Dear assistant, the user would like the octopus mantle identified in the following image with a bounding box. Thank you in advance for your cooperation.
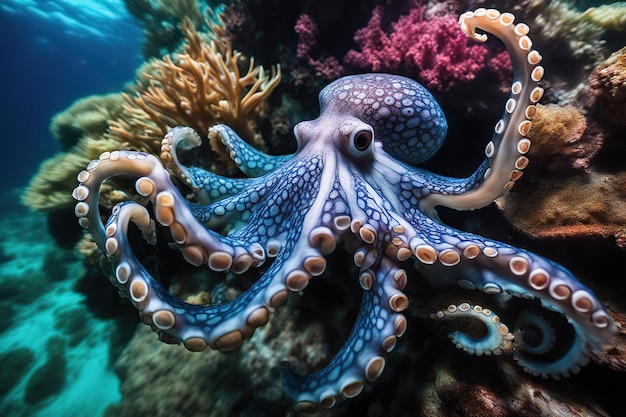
[73,9,615,413]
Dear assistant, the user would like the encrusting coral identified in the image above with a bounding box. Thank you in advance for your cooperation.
[22,18,281,212]
[589,46,626,127]
[580,2,626,32]
[522,104,599,173]
[497,48,626,247]
[49,94,128,151]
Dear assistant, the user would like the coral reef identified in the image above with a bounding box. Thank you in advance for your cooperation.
[73,8,620,414]
[22,18,280,212]
[17,0,626,415]
[580,2,626,32]
[294,14,345,81]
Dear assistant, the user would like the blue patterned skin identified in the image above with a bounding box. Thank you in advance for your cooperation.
[72,9,616,413]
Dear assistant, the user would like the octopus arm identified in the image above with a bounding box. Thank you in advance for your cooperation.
[404,209,616,377]
[76,150,344,352]
[99,200,300,352]
[187,153,332,243]
[185,171,281,231]
[209,124,293,177]
[160,126,260,205]
[430,302,515,356]
[283,257,408,413]
[73,150,265,273]
[185,168,253,205]
[419,9,544,214]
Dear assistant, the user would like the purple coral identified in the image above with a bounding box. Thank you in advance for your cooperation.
[343,6,403,72]
[345,6,510,91]
[294,14,344,80]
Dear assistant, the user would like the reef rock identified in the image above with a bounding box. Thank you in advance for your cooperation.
[589,46,626,127]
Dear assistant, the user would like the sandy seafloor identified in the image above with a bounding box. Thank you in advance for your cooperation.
[0,188,121,417]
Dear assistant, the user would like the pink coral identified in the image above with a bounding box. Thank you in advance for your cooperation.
[345,6,510,91]
[343,6,403,72]
[294,14,344,80]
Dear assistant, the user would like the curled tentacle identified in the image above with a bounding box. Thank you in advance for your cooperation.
[102,200,281,352]
[210,124,292,177]
[283,257,408,413]
[431,302,514,356]
[404,210,616,377]
[72,150,265,272]
[514,310,556,355]
[160,126,254,205]
[511,310,590,378]
[420,8,543,213]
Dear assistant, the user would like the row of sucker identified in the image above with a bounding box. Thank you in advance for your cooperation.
[419,9,544,214]
[72,150,316,352]
[431,303,514,355]
[88,158,341,353]
[284,257,408,413]
[402,208,616,377]
[101,201,285,352]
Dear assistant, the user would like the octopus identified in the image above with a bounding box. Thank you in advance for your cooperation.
[73,9,616,413]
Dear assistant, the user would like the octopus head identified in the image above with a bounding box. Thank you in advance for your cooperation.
[294,73,448,165]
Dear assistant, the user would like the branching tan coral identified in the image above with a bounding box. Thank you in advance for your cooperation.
[108,18,281,151]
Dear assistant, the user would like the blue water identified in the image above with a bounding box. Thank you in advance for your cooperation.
[0,1,142,189]
[0,2,142,416]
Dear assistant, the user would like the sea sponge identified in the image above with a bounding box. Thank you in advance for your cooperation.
[49,93,127,150]
[589,46,626,126]
[525,104,601,173]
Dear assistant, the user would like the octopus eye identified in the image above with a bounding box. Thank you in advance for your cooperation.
[352,128,373,152]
